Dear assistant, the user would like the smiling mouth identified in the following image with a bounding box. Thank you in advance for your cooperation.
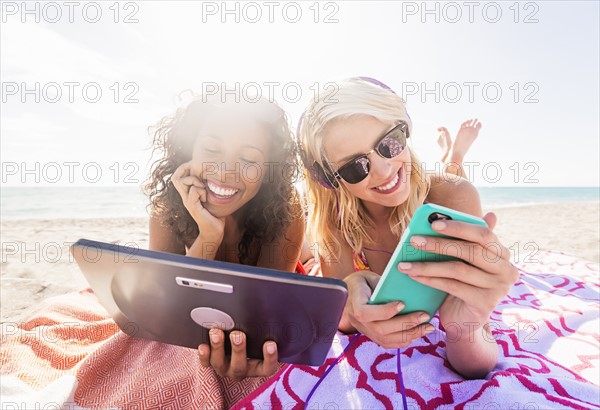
[372,168,402,193]
[206,181,240,198]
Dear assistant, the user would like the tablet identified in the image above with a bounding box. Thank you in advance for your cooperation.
[71,239,348,366]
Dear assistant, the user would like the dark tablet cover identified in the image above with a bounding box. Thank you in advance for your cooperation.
[71,239,348,366]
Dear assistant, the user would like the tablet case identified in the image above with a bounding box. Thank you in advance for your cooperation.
[71,239,348,366]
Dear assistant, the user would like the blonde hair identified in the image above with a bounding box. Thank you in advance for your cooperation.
[298,78,430,260]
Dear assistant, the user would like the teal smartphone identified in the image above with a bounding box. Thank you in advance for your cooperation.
[368,203,488,319]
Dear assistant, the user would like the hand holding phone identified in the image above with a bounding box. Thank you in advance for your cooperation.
[368,203,488,319]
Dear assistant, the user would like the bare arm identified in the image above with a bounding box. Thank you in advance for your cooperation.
[319,236,364,333]
[318,234,432,343]
[149,213,223,259]
[419,176,516,379]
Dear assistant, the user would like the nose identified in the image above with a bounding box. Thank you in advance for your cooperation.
[216,155,243,184]
[367,151,392,180]
[193,154,241,185]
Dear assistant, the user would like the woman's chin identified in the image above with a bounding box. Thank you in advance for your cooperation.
[374,179,412,208]
[204,203,234,219]
[384,190,411,207]
[204,199,248,219]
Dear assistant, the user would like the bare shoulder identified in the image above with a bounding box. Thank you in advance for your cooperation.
[426,173,483,217]
[149,212,186,254]
[318,230,356,280]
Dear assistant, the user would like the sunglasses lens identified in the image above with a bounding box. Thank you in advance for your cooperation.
[378,130,406,158]
[338,156,369,184]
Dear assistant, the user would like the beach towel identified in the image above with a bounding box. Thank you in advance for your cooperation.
[0,288,278,409]
[1,250,599,409]
[235,250,600,409]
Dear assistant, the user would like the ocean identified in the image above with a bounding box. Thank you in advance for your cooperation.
[1,186,149,220]
[1,186,598,220]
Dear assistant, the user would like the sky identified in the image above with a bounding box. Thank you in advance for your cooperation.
[1,0,599,187]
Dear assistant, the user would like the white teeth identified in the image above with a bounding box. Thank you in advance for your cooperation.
[375,173,399,191]
[207,181,239,198]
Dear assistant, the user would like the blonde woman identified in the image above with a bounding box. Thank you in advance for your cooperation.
[297,77,518,379]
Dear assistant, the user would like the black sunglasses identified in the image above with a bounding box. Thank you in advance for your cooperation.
[329,121,409,185]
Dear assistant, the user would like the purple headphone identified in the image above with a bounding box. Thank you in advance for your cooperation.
[296,76,403,190]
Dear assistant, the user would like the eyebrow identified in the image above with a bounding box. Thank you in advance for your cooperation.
[240,144,265,155]
[203,136,265,155]
[336,125,395,163]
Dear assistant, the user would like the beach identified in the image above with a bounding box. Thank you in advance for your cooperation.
[1,203,599,323]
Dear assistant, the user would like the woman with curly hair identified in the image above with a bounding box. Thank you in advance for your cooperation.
[144,91,304,382]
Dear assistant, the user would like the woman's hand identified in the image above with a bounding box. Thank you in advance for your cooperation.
[399,212,519,338]
[198,329,279,380]
[340,270,435,349]
[171,161,226,243]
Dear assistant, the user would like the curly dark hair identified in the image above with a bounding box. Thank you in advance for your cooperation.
[144,94,300,264]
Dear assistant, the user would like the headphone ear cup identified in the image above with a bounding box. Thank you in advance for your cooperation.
[298,143,338,189]
[312,162,338,190]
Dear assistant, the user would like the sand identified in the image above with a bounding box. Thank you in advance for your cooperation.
[1,203,598,323]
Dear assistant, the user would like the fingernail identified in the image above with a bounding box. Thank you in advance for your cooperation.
[411,236,427,247]
[231,332,244,345]
[398,262,412,271]
[432,221,446,231]
[396,302,405,312]
[210,330,220,344]
[198,347,205,356]
[419,313,430,323]
[266,342,276,355]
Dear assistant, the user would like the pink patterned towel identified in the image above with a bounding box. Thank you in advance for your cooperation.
[1,251,598,409]
[233,250,600,409]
